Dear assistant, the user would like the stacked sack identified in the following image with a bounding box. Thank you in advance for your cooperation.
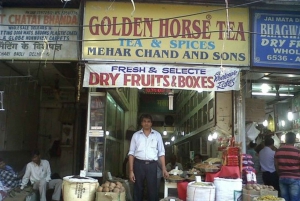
[242,154,256,184]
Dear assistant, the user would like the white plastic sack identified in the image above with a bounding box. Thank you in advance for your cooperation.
[62,176,99,201]
[186,182,215,201]
[272,134,280,149]
[214,177,242,201]
[246,123,260,141]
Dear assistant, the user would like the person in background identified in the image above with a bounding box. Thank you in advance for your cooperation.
[19,150,62,201]
[0,158,15,173]
[0,158,20,189]
[275,132,300,201]
[166,154,183,172]
[128,114,169,201]
[246,141,263,184]
[259,137,280,192]
[194,154,203,164]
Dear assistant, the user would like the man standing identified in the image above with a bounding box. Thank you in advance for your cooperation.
[275,132,300,201]
[128,114,169,201]
[259,137,279,192]
[19,150,62,201]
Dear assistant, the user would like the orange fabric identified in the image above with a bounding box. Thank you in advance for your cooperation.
[205,166,240,182]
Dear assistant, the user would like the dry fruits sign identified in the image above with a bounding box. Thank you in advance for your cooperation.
[0,8,79,60]
[83,2,249,65]
[83,64,240,91]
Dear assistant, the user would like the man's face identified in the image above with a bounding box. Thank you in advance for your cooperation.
[194,156,201,163]
[141,118,152,130]
[0,161,5,169]
[32,154,41,165]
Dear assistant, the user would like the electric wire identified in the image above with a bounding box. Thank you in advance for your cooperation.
[1,0,297,43]
[0,0,264,28]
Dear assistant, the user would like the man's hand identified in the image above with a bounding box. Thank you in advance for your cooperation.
[14,187,22,192]
[129,171,135,183]
[163,169,169,179]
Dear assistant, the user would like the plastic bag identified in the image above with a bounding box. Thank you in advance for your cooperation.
[246,123,260,141]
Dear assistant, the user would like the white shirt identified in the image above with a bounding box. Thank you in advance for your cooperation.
[20,160,51,189]
[166,162,183,172]
[128,129,165,161]
[259,146,276,173]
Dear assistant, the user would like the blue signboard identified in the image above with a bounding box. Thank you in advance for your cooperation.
[252,10,300,68]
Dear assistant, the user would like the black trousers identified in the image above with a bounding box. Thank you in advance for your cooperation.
[262,171,280,195]
[133,159,158,201]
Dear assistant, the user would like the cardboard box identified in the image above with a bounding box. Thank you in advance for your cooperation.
[242,188,278,201]
[96,192,125,201]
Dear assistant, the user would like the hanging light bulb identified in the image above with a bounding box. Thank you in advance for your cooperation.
[263,120,268,127]
[208,134,213,141]
[163,130,167,135]
[281,120,285,127]
[105,131,110,135]
[261,84,270,93]
[171,136,175,141]
[287,111,294,121]
[212,132,218,139]
[281,134,285,142]
[168,90,174,110]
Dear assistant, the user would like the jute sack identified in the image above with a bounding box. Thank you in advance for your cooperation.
[62,176,99,201]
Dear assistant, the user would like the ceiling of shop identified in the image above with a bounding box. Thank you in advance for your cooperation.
[0,61,77,88]
[245,71,300,105]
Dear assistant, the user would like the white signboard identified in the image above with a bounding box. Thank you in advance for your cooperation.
[0,8,79,60]
[83,64,240,91]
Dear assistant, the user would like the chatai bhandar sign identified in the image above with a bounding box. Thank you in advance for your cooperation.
[82,2,249,65]
[0,8,79,60]
[252,10,300,68]
[83,64,240,91]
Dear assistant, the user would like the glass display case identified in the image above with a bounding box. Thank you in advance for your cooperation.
[84,92,106,177]
[84,91,126,177]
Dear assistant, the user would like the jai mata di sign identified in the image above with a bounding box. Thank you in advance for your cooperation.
[83,2,249,65]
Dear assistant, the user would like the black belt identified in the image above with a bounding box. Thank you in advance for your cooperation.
[135,158,157,164]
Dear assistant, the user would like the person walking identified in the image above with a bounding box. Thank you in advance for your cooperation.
[128,114,169,201]
[275,132,300,201]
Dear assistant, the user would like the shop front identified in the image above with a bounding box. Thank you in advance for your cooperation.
[0,7,80,176]
[81,1,250,200]
[248,8,300,146]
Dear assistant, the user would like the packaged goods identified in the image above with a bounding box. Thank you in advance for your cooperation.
[186,182,215,201]
[62,176,99,201]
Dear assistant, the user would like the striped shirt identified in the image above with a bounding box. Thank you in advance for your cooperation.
[275,144,300,179]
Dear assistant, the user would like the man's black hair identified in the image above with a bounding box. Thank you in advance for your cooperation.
[139,114,153,123]
[264,137,274,146]
[194,154,202,159]
[249,141,257,148]
[31,150,40,157]
[285,132,296,144]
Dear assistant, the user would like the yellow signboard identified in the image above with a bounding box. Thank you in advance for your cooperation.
[83,2,249,65]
